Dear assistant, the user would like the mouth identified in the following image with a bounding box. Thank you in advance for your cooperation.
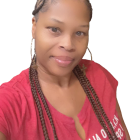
[51,56,74,61]
[50,56,74,67]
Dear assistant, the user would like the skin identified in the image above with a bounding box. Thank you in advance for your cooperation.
[32,0,90,89]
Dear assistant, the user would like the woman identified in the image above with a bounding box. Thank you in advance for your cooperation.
[0,0,130,140]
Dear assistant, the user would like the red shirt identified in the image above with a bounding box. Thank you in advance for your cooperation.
[0,59,126,140]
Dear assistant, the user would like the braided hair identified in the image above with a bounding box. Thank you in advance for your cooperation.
[30,0,118,140]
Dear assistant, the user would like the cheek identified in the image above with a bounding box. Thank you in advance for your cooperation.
[79,46,88,57]
[35,27,55,47]
[35,33,55,58]
[38,26,61,45]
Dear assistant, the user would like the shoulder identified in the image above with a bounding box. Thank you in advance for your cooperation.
[79,59,118,119]
[0,68,30,97]
[0,67,31,112]
[0,68,29,104]
[0,68,32,139]
[79,59,118,92]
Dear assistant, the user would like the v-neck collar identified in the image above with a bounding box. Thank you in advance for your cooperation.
[45,95,89,124]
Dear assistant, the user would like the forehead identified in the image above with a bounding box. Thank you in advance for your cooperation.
[38,0,90,25]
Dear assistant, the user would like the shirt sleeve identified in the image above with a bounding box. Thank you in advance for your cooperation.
[95,62,118,94]
[94,62,119,120]
[0,85,18,140]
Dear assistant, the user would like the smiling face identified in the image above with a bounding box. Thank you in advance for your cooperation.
[32,0,90,77]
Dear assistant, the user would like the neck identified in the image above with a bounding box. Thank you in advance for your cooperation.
[36,65,76,89]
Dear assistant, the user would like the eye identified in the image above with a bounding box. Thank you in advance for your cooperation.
[47,27,60,33]
[47,27,86,36]
[76,31,86,36]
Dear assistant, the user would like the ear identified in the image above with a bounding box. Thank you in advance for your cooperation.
[32,17,37,39]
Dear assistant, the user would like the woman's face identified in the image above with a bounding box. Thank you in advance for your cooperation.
[32,0,90,77]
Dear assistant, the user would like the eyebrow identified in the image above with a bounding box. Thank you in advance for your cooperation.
[51,18,89,28]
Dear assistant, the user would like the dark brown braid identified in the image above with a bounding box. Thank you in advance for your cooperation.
[30,0,118,139]
[30,55,59,140]
[73,65,118,140]
[29,54,118,140]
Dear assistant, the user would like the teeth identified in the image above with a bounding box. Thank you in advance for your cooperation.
[56,59,64,62]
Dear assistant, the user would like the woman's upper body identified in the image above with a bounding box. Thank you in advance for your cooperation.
[0,0,130,139]
[0,59,130,140]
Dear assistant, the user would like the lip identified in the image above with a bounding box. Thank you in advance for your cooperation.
[52,56,74,61]
[51,56,74,67]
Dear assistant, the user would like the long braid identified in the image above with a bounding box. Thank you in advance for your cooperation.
[33,56,58,140]
[30,56,117,140]
[81,70,118,139]
[30,0,118,139]
[29,56,50,140]
[73,65,116,140]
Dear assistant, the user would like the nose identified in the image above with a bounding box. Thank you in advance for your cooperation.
[59,35,75,51]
